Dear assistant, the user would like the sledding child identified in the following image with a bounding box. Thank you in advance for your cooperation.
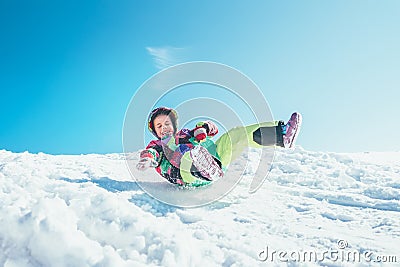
[136,107,301,187]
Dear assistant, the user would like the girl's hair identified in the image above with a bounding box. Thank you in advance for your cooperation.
[147,107,178,138]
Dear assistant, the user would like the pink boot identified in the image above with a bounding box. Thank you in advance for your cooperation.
[283,112,302,148]
[190,145,224,181]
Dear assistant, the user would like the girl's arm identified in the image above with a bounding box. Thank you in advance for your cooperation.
[136,141,161,171]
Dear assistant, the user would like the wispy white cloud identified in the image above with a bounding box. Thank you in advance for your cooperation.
[146,46,186,70]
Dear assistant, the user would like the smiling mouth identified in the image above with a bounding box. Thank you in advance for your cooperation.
[161,131,172,137]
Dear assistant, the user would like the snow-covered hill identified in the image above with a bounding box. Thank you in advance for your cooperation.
[0,147,399,266]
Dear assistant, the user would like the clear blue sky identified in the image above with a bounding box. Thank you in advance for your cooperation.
[1,1,399,154]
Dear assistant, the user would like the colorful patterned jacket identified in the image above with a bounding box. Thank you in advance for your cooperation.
[141,126,219,185]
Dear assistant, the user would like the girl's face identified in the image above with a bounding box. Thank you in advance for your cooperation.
[153,114,175,139]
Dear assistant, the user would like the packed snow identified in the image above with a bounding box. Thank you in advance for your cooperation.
[0,147,399,266]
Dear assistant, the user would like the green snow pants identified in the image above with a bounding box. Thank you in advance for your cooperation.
[215,121,281,168]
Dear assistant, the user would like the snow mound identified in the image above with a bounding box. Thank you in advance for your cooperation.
[0,148,399,266]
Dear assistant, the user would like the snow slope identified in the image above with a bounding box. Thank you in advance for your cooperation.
[0,147,399,266]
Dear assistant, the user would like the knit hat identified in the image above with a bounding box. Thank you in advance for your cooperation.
[147,107,178,138]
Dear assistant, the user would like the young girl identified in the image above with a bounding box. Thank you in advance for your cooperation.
[136,107,301,187]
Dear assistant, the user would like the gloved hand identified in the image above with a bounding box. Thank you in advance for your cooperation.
[193,126,207,142]
[193,120,219,141]
[136,157,158,171]
[204,120,218,136]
